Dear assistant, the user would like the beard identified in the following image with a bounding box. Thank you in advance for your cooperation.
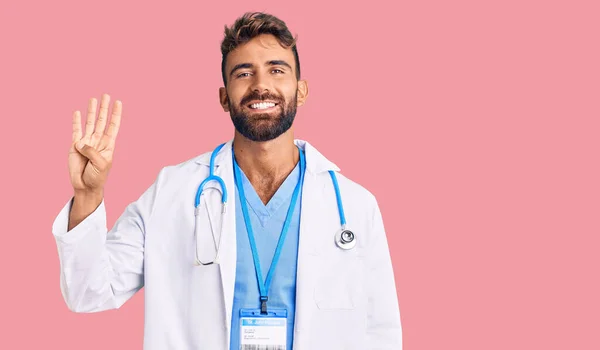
[229,90,298,142]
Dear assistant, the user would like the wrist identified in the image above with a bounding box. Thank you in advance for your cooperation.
[74,189,104,201]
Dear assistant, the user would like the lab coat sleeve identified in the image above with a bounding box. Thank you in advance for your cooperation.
[366,199,403,349]
[51,170,162,313]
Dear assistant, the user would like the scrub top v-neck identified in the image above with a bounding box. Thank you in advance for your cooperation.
[229,150,304,350]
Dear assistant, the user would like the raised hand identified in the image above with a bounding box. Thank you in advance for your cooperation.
[69,93,122,195]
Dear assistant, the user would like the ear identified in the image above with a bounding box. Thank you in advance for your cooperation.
[219,87,230,112]
[296,79,309,107]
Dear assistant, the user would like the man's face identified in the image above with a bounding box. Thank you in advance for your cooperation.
[219,34,308,142]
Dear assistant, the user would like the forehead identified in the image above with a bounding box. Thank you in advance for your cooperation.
[226,34,295,71]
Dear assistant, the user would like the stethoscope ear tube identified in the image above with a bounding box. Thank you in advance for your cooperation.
[194,195,227,265]
[194,143,229,266]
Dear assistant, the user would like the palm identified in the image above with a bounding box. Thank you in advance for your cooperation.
[69,94,122,192]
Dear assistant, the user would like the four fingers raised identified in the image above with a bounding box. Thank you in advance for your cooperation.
[74,94,122,148]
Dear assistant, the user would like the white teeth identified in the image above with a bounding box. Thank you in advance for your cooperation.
[250,102,276,109]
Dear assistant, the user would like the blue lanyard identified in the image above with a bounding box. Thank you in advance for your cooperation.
[233,147,306,314]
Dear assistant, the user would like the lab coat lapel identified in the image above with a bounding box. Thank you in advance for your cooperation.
[210,141,237,339]
[293,140,341,347]
[294,168,325,338]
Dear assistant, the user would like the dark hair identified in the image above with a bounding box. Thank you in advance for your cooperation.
[221,12,300,86]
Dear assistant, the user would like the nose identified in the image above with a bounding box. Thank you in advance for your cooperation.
[250,71,271,94]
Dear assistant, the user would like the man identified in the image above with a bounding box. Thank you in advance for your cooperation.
[52,12,402,349]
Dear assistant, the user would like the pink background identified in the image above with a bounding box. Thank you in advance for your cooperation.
[1,0,599,349]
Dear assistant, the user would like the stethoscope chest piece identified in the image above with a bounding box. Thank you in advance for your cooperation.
[335,228,356,250]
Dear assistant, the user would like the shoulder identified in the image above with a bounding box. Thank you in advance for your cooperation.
[150,151,212,189]
[303,138,380,215]
[316,170,381,217]
[334,172,377,203]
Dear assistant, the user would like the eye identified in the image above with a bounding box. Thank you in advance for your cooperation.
[237,72,252,78]
[272,69,284,74]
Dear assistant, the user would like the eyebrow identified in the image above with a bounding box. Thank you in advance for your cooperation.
[229,60,293,78]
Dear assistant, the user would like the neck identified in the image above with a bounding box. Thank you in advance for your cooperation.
[233,130,299,204]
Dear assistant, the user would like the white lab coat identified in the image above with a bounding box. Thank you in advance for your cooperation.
[52,139,402,349]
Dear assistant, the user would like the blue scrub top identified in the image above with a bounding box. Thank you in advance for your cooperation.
[230,156,303,350]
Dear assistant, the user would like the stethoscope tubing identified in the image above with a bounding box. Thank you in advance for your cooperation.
[194,143,356,265]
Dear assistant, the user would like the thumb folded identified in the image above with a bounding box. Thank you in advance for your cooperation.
[76,142,107,169]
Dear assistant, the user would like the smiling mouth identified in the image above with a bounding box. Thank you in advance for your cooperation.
[246,101,279,111]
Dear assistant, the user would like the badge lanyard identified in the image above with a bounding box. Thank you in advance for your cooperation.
[233,146,306,314]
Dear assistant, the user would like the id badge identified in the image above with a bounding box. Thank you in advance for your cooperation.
[240,308,287,349]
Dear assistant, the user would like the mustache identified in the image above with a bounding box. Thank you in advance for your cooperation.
[240,92,283,106]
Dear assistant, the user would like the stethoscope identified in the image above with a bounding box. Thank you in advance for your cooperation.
[193,143,355,266]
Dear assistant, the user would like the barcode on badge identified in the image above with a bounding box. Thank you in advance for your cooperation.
[241,345,285,350]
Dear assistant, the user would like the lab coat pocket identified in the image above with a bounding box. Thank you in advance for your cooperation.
[313,254,364,310]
